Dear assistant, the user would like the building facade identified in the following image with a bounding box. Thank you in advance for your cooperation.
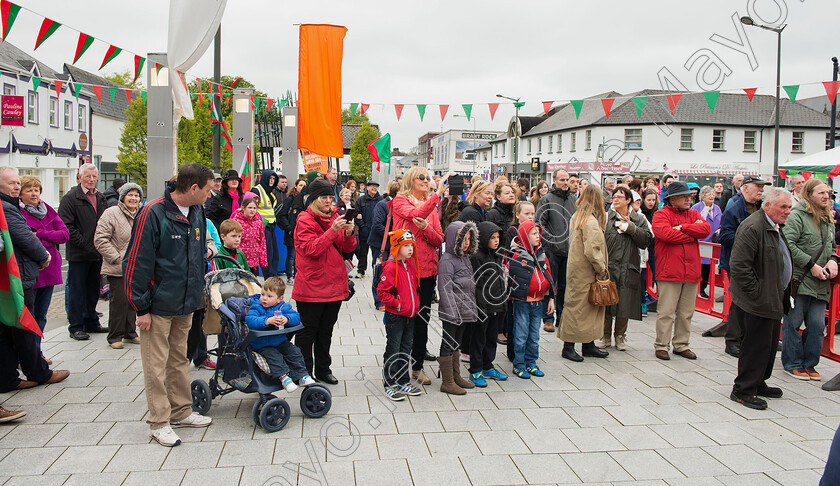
[429,129,502,179]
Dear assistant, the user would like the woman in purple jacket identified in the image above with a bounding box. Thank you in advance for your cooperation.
[691,185,723,299]
[19,176,69,352]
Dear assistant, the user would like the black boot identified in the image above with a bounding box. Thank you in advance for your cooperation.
[582,341,609,358]
[562,342,583,362]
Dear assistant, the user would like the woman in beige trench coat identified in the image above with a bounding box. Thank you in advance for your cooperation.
[557,184,610,362]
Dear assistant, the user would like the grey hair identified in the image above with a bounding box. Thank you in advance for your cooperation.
[699,185,715,200]
[790,174,805,183]
[604,176,616,184]
[0,166,18,181]
[763,187,792,207]
[77,163,97,175]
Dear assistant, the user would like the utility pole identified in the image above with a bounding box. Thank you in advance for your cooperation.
[212,26,221,172]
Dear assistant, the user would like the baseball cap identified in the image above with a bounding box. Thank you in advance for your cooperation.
[742,175,770,186]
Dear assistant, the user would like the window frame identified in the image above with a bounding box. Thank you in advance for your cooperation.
[49,96,58,127]
[680,128,694,150]
[570,132,577,152]
[27,90,38,125]
[77,104,86,132]
[743,130,757,152]
[64,100,73,130]
[585,130,592,151]
[792,131,805,153]
[624,128,643,150]
[712,129,726,151]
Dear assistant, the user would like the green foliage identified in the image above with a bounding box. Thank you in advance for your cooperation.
[104,70,144,90]
[349,122,380,182]
[342,108,370,125]
[116,98,148,189]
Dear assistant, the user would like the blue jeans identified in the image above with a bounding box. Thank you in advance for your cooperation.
[284,244,295,278]
[383,312,414,387]
[782,294,826,371]
[33,286,54,348]
[258,341,309,382]
[512,300,542,369]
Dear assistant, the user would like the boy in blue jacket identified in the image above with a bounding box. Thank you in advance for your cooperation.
[245,277,315,392]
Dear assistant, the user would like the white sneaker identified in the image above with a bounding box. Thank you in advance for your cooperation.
[299,375,317,386]
[170,412,212,428]
[151,426,182,447]
[281,375,298,393]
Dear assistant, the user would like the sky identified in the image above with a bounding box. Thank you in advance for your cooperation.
[9,0,838,151]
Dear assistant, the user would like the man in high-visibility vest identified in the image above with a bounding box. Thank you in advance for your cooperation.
[254,169,280,277]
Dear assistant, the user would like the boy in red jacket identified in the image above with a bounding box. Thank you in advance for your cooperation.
[377,229,422,401]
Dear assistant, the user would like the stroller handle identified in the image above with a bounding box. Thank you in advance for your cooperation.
[249,324,304,337]
[212,254,246,270]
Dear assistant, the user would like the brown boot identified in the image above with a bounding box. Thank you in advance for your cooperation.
[411,369,431,385]
[437,356,465,395]
[451,354,474,389]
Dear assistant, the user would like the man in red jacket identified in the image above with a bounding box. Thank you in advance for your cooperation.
[651,181,711,361]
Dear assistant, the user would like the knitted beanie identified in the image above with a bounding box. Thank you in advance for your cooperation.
[118,182,143,202]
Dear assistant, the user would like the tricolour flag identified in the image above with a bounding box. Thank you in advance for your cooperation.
[0,204,42,337]
[239,145,252,191]
[368,133,391,173]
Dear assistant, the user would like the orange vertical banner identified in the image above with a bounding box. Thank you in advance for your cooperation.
[298,24,348,158]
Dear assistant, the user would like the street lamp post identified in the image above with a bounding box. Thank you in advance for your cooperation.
[741,16,786,184]
[497,94,520,178]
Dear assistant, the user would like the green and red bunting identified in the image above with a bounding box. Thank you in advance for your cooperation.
[125,88,132,103]
[744,88,757,101]
[72,82,81,101]
[230,77,243,89]
[601,98,614,119]
[488,103,499,120]
[632,96,647,117]
[196,79,203,107]
[360,103,369,115]
[667,93,682,114]
[703,91,720,113]
[394,104,403,120]
[570,100,583,120]
[1,0,20,42]
[462,103,472,120]
[239,146,252,191]
[220,121,233,151]
[824,81,840,105]
[34,17,60,50]
[349,102,359,117]
[266,98,274,112]
[542,101,553,116]
[53,79,62,96]
[133,55,145,83]
[73,33,94,64]
[141,90,146,104]
[783,85,799,104]
[0,203,42,337]
[439,104,448,121]
[417,104,426,121]
[368,133,391,173]
[92,85,102,103]
[31,76,40,92]
[99,45,121,70]
[109,87,117,103]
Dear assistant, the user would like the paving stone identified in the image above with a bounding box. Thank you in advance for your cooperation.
[375,432,429,459]
[436,410,490,432]
[104,443,170,472]
[181,466,242,485]
[46,403,108,423]
[63,472,129,486]
[273,437,327,464]
[562,426,626,452]
[657,446,734,477]
[160,441,224,470]
[556,452,634,483]
[393,411,444,434]
[423,431,481,457]
[748,441,826,470]
[47,421,113,446]
[325,433,378,462]
[511,453,581,484]
[702,444,782,474]
[518,428,578,453]
[217,439,276,467]
[609,450,684,480]
[3,474,67,485]
[407,456,471,486]
[460,454,526,486]
[470,429,529,455]
[0,423,65,448]
[479,408,536,430]
[45,445,118,474]
[353,458,412,485]
[122,470,186,486]
[605,425,672,450]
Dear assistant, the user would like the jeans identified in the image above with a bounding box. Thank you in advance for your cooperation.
[412,276,436,371]
[782,294,827,371]
[356,240,372,275]
[0,288,52,391]
[262,223,279,278]
[33,285,54,348]
[284,244,296,278]
[383,312,414,387]
[64,279,70,319]
[259,341,309,381]
[512,300,542,369]
[67,260,103,334]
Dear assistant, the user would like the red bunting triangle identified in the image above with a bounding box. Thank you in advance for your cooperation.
[601,98,615,119]
[266,98,274,112]
[666,93,682,114]
[488,103,499,120]
[802,171,813,181]
[197,79,203,108]
[394,104,404,120]
[778,169,788,179]
[542,101,553,116]
[743,88,757,101]
[53,80,62,96]
[829,164,840,178]
[92,86,102,103]
[360,103,369,115]
[250,94,255,106]
[125,89,132,104]
[439,104,449,121]
[824,81,840,106]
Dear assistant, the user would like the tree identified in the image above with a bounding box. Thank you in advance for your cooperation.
[105,70,144,90]
[349,122,380,183]
[116,98,148,188]
[341,108,371,125]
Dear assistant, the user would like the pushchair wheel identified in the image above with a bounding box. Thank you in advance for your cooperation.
[259,398,290,432]
[252,399,263,427]
[190,380,212,415]
[300,385,332,418]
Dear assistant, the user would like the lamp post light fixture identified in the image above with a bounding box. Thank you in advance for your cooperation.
[497,93,521,178]
[740,15,786,184]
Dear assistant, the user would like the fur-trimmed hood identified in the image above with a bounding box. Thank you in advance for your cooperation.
[444,220,478,257]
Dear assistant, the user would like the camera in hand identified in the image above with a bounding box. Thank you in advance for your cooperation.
[448,177,464,196]
[342,208,358,221]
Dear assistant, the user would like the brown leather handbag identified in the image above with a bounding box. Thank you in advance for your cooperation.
[588,269,619,306]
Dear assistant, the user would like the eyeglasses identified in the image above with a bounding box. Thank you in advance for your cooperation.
[612,195,626,200]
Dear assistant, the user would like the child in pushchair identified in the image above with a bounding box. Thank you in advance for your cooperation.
[190,256,332,432]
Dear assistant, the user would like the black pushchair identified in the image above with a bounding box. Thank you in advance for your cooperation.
[189,255,332,432]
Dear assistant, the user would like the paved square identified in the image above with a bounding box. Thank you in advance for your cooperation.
[1,279,837,485]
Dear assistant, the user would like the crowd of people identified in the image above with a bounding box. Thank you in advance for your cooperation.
[1,161,839,452]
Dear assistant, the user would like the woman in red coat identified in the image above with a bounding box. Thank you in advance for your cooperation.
[391,168,451,385]
[291,179,357,384]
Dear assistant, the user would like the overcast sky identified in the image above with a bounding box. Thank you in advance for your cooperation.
[11,0,838,151]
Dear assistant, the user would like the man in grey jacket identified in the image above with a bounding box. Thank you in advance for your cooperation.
[728,187,793,410]
[535,169,577,330]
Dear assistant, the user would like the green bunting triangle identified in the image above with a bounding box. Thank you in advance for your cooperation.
[141,90,146,104]
[462,104,472,121]
[632,96,647,118]
[72,82,81,101]
[703,91,720,113]
[513,101,526,109]
[417,104,426,121]
[570,100,583,120]
[109,87,117,103]
[255,97,261,113]
[349,102,358,117]
[783,85,799,104]
[31,76,41,92]
[1,1,21,41]
[278,99,287,110]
